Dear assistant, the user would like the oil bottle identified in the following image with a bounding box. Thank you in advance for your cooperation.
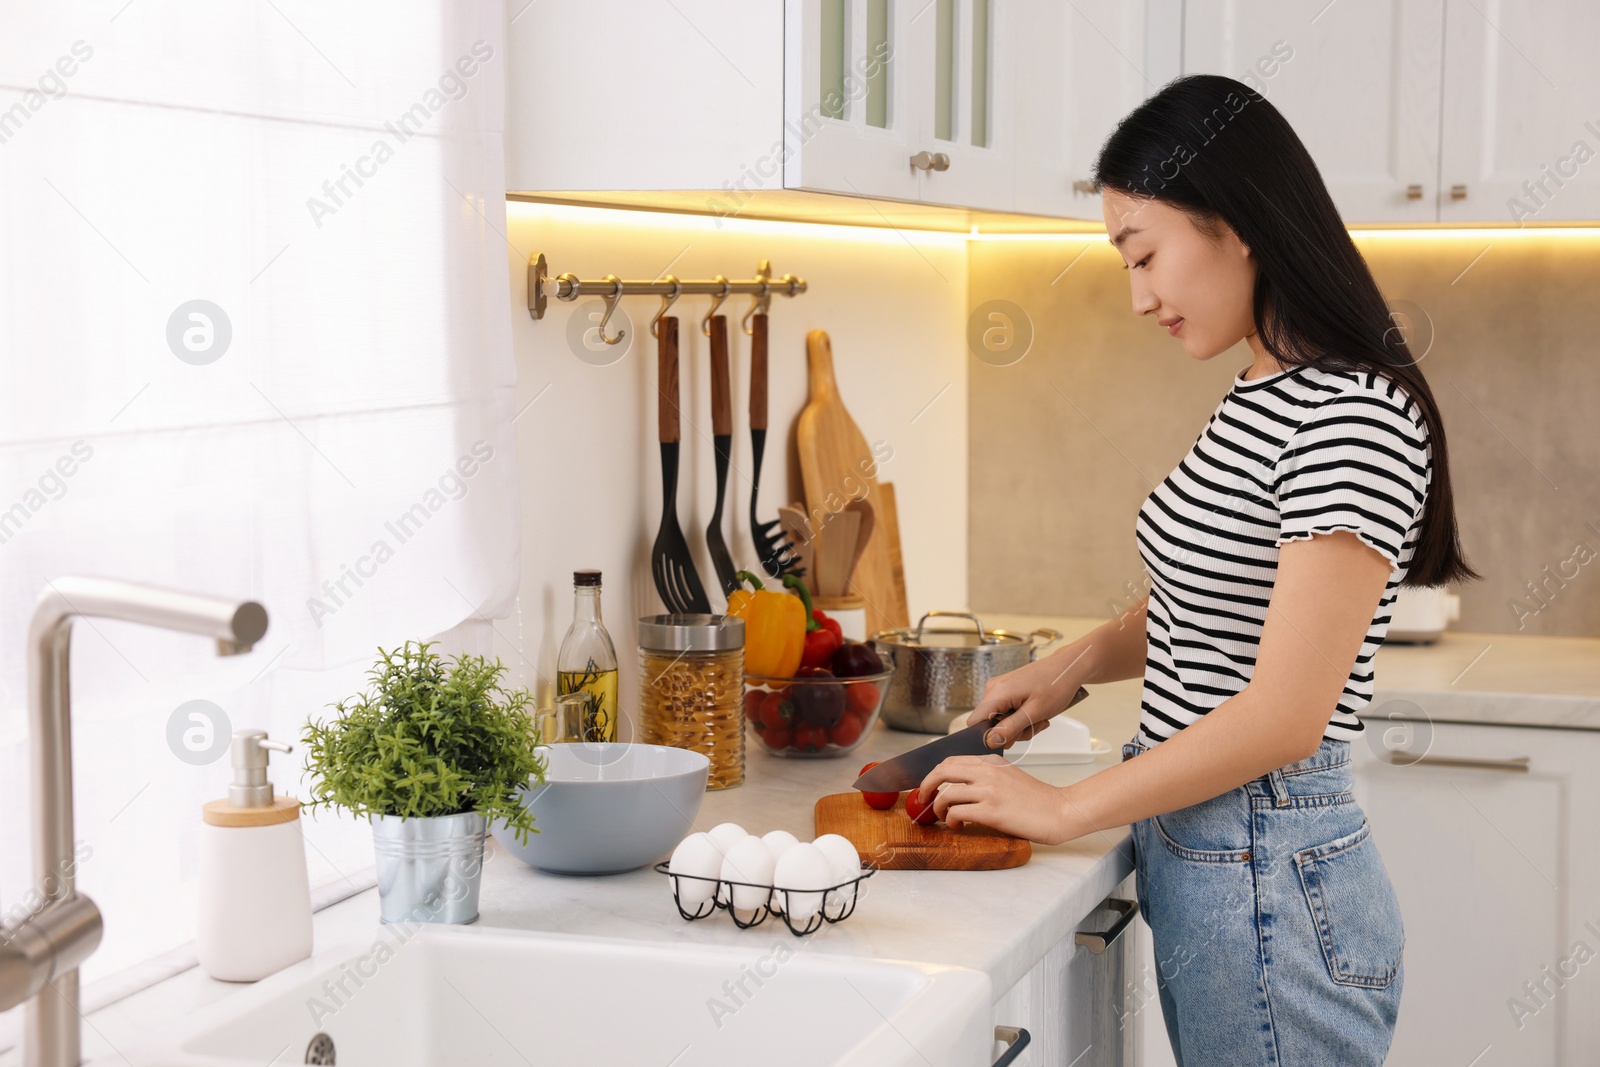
[556,569,619,741]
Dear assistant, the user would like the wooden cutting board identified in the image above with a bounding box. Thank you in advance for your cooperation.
[814,792,1032,871]
[796,330,909,637]
[873,481,910,635]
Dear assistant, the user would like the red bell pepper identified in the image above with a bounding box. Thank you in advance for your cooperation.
[784,574,843,670]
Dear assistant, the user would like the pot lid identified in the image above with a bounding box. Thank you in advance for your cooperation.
[873,611,1028,649]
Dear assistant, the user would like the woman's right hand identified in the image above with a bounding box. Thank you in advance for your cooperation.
[962,648,1093,750]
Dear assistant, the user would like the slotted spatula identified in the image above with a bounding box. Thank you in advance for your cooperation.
[651,315,712,614]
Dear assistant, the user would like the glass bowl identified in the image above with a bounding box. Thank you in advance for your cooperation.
[743,650,894,758]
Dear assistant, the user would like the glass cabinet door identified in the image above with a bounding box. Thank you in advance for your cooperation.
[785,0,922,202]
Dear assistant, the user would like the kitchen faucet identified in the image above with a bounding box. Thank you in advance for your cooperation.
[0,577,268,1067]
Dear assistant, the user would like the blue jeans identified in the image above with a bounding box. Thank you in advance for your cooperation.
[1122,734,1404,1065]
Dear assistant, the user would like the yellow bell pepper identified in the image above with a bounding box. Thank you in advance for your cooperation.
[726,570,805,678]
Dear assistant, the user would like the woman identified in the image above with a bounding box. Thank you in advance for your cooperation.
[917,75,1479,1064]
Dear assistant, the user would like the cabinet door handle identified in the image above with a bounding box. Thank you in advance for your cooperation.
[1383,752,1530,772]
[1405,183,1424,199]
[1450,183,1468,199]
[910,151,952,172]
[1073,896,1138,954]
[992,1025,1031,1067]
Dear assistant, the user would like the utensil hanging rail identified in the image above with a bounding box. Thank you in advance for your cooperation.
[527,253,807,343]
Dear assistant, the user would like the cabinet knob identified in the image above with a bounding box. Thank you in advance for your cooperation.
[1405,183,1424,200]
[910,150,951,173]
[1071,179,1100,196]
[1450,183,1468,200]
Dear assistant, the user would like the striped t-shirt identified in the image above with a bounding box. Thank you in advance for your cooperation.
[1134,362,1433,746]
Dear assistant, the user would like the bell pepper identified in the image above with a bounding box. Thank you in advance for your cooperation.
[784,574,844,670]
[726,570,805,677]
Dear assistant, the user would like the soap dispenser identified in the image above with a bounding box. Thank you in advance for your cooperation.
[197,729,313,981]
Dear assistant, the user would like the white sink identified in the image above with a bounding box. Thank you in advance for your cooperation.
[108,924,992,1067]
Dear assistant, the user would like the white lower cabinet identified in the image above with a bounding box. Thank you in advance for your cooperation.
[991,876,1140,1066]
[1352,716,1600,1066]
[1129,717,1600,1066]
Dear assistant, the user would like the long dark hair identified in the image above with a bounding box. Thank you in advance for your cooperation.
[1094,74,1478,588]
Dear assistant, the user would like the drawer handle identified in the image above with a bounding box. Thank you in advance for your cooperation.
[1384,752,1530,772]
[1073,897,1138,954]
[992,1025,1031,1067]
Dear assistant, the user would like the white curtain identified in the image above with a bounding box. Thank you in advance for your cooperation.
[0,0,517,1006]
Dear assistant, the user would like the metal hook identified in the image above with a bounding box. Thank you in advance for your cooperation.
[741,259,774,336]
[701,276,731,336]
[650,276,683,339]
[739,280,773,336]
[594,275,626,346]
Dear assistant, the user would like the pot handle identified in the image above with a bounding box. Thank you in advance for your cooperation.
[1028,627,1063,653]
[915,611,996,645]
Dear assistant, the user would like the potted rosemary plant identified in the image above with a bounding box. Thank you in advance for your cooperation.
[302,640,547,925]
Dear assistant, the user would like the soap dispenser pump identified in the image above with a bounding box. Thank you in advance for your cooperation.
[197,729,313,981]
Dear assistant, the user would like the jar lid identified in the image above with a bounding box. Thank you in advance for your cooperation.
[637,613,744,651]
[574,569,602,586]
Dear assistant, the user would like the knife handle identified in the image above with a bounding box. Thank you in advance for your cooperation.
[980,686,1089,742]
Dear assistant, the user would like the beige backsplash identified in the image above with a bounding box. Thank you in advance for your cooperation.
[967,233,1600,638]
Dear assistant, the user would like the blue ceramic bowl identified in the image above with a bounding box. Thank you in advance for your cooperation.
[491,742,709,875]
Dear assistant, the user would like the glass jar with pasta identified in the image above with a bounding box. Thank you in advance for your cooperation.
[637,614,745,789]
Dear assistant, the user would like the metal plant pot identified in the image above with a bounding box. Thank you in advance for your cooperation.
[873,612,1063,734]
[371,810,487,924]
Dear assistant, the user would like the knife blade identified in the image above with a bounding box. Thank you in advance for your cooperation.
[852,687,1090,793]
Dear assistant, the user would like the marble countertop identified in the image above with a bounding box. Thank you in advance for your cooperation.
[14,611,1591,1066]
[10,679,1144,1066]
[980,612,1600,732]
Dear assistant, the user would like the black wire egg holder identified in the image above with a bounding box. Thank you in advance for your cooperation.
[653,860,878,937]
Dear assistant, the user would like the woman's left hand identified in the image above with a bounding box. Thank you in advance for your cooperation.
[918,756,1076,845]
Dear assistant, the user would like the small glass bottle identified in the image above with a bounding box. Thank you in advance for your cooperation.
[556,570,619,742]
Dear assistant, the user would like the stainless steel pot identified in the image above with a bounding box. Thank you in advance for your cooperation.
[873,612,1063,734]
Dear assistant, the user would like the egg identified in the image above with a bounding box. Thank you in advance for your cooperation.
[667,833,722,910]
[721,836,777,912]
[707,822,749,855]
[761,829,800,862]
[773,843,833,921]
[812,834,863,886]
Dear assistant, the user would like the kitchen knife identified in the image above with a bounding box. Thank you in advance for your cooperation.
[852,687,1090,793]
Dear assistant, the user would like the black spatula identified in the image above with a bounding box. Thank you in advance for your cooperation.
[651,315,712,614]
[747,312,804,579]
[704,314,739,598]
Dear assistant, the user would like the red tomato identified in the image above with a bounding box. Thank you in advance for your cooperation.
[762,724,792,750]
[792,721,829,753]
[845,682,880,716]
[828,713,864,749]
[857,762,899,811]
[758,690,791,732]
[743,689,765,722]
[905,788,938,826]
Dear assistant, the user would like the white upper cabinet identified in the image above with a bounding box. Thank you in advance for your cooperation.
[1438,0,1600,224]
[505,1,786,194]
[783,0,1014,212]
[503,0,1600,225]
[783,0,921,203]
[1183,0,1446,225]
[1012,0,1173,221]
[1183,0,1600,224]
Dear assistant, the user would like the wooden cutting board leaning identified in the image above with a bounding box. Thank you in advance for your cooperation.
[795,329,910,637]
